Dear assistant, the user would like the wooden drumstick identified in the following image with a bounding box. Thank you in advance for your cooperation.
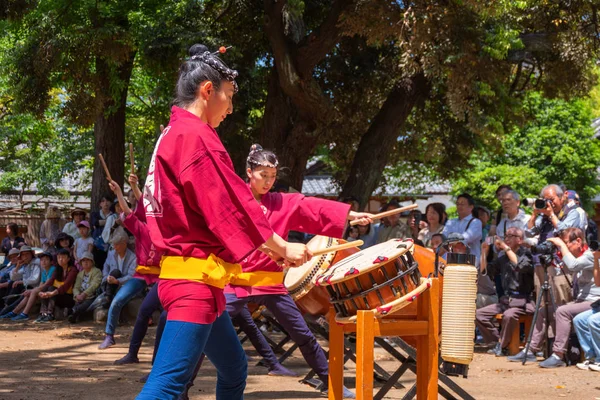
[98,153,112,182]
[350,203,419,226]
[312,240,363,256]
[129,143,135,175]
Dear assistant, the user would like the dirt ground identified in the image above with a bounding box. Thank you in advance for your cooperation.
[0,320,599,400]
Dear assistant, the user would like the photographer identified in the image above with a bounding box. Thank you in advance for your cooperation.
[476,227,535,356]
[526,184,586,306]
[508,228,600,367]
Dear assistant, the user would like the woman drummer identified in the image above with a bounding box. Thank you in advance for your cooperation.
[225,145,373,398]
[137,44,311,400]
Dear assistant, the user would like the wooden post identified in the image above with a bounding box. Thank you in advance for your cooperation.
[356,310,375,400]
[328,309,344,400]
[416,278,439,399]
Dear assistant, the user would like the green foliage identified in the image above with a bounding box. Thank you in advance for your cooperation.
[0,91,94,197]
[451,92,600,212]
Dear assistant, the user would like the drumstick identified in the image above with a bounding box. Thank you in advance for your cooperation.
[312,240,363,256]
[129,143,135,175]
[98,153,113,181]
[350,203,419,226]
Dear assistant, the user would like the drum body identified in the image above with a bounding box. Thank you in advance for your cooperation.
[284,236,358,316]
[315,239,431,323]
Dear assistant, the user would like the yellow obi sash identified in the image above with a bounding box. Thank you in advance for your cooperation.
[53,279,73,294]
[159,254,242,289]
[135,265,161,275]
[229,271,284,287]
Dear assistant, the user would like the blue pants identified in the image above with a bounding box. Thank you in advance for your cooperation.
[105,278,147,335]
[573,307,600,360]
[226,292,329,382]
[137,312,247,400]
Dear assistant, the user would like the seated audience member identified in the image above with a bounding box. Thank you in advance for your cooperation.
[345,226,359,241]
[376,200,411,243]
[509,228,600,367]
[98,229,139,350]
[357,223,377,249]
[63,208,87,240]
[418,203,446,248]
[0,248,20,289]
[573,248,600,371]
[476,228,534,356]
[37,249,78,322]
[74,221,94,267]
[5,252,56,321]
[1,223,25,266]
[0,246,40,313]
[69,251,103,323]
[55,232,75,256]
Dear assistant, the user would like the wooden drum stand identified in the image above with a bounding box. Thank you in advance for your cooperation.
[327,277,440,400]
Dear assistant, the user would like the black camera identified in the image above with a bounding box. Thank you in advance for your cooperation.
[531,241,556,255]
[522,198,550,210]
[590,240,599,251]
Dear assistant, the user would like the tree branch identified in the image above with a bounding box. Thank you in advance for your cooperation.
[295,0,356,76]
[263,0,337,124]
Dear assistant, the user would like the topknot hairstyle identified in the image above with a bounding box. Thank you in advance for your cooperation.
[174,44,238,108]
[246,144,279,170]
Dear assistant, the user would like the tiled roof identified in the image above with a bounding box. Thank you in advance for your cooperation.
[301,175,451,197]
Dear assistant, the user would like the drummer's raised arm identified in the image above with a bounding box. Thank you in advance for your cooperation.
[348,211,374,226]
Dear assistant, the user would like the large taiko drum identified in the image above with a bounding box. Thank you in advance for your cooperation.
[285,235,358,316]
[315,239,432,324]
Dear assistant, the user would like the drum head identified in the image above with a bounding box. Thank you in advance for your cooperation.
[284,235,338,292]
[315,239,413,286]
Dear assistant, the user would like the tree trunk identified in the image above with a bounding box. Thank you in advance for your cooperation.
[341,73,429,210]
[262,68,320,190]
[90,54,135,212]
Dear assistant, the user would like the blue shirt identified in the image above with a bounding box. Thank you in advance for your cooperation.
[41,266,56,284]
[442,214,483,266]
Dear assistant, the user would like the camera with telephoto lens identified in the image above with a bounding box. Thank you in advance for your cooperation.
[589,240,599,251]
[531,240,556,255]
[522,198,550,210]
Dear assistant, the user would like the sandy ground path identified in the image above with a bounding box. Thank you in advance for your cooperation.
[0,320,598,399]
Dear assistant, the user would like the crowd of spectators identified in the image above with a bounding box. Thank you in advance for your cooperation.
[0,192,143,347]
[342,183,600,371]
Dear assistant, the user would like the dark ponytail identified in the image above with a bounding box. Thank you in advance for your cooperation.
[174,44,238,108]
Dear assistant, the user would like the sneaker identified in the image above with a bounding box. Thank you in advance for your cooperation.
[39,314,55,323]
[67,314,77,324]
[11,313,29,321]
[0,311,16,319]
[507,349,537,363]
[321,385,356,399]
[98,335,116,350]
[267,363,298,377]
[34,314,47,323]
[487,343,509,357]
[576,360,594,370]
[589,362,600,372]
[114,353,139,365]
[539,353,566,368]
